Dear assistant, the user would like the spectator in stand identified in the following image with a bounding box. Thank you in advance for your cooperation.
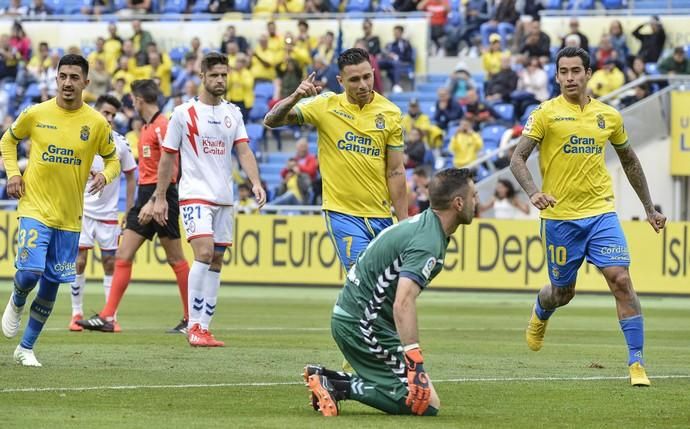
[292,137,319,181]
[619,84,650,108]
[37,49,59,101]
[112,56,135,94]
[304,0,331,12]
[283,33,311,70]
[27,0,52,17]
[182,79,198,103]
[209,0,234,13]
[478,178,530,219]
[235,184,260,214]
[82,0,112,15]
[409,167,430,213]
[172,56,201,96]
[404,127,429,169]
[485,56,518,103]
[482,33,510,77]
[588,58,625,98]
[559,18,589,53]
[0,0,27,16]
[464,89,496,129]
[379,25,414,93]
[227,53,254,121]
[403,98,443,149]
[251,34,278,82]
[103,22,123,74]
[9,21,30,61]
[434,86,463,132]
[26,41,50,81]
[480,0,518,49]
[447,62,476,102]
[188,37,204,71]
[0,35,20,82]
[418,0,449,55]
[658,47,690,75]
[226,42,241,68]
[296,20,318,55]
[266,21,284,57]
[121,0,153,14]
[275,54,305,102]
[512,55,548,117]
[360,19,381,56]
[625,57,646,83]
[316,31,337,65]
[139,51,172,97]
[273,158,312,206]
[394,0,420,12]
[518,19,551,64]
[444,0,489,56]
[608,20,629,65]
[88,37,107,67]
[449,118,483,168]
[594,35,619,71]
[633,16,666,63]
[130,20,154,62]
[353,40,384,94]
[125,117,143,160]
[312,55,340,93]
[563,34,581,50]
[254,0,305,14]
[494,124,522,169]
[84,58,111,103]
[221,25,249,54]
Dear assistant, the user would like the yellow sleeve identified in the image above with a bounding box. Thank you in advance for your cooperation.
[294,93,329,126]
[99,126,120,184]
[609,112,629,147]
[387,112,404,150]
[475,133,484,151]
[0,107,33,178]
[522,103,546,142]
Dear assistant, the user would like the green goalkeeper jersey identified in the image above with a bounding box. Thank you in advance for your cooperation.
[335,209,449,333]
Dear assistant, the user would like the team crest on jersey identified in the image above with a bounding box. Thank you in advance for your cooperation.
[80,125,90,141]
[596,114,605,129]
[185,221,196,235]
[375,113,385,130]
[552,266,560,280]
[224,116,232,128]
[19,248,28,262]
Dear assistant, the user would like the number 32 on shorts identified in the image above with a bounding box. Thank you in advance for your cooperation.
[18,228,38,249]
[548,244,567,266]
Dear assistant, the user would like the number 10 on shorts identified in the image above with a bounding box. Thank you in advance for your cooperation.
[548,244,567,266]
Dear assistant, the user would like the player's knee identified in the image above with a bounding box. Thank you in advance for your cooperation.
[609,269,633,295]
[15,270,41,291]
[553,285,576,306]
[101,255,116,275]
[114,246,135,262]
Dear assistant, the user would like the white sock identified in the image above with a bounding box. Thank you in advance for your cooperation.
[200,269,220,330]
[71,273,86,316]
[188,261,209,327]
[103,275,116,320]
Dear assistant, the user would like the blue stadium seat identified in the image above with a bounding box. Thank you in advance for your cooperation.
[493,103,515,122]
[424,74,448,84]
[81,46,95,57]
[254,82,274,101]
[420,101,436,118]
[645,62,659,75]
[345,0,370,12]
[260,164,284,175]
[567,0,594,9]
[544,0,562,8]
[417,82,443,94]
[481,125,507,151]
[191,0,210,12]
[169,46,188,64]
[248,103,269,123]
[113,0,127,9]
[245,123,265,155]
[161,13,183,21]
[61,0,84,14]
[520,104,539,124]
[44,0,63,13]
[24,83,41,101]
[377,0,393,10]
[266,152,292,164]
[601,0,624,8]
[543,63,555,78]
[328,0,341,10]
[234,0,252,12]
[162,0,186,13]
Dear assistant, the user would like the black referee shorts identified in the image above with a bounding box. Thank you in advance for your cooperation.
[126,184,181,241]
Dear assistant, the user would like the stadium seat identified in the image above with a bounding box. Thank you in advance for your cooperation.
[266,152,292,164]
[645,63,659,75]
[161,13,183,21]
[423,74,448,84]
[520,104,539,124]
[248,103,269,123]
[481,124,507,152]
[328,0,341,10]
[191,0,210,12]
[377,0,393,10]
[234,0,252,12]
[162,0,187,13]
[345,0,371,12]
[245,123,265,155]
[543,0,562,8]
[24,83,41,101]
[543,63,555,78]
[168,46,188,64]
[259,164,284,176]
[567,0,594,9]
[417,82,443,94]
[601,0,624,8]
[493,103,515,122]
[420,101,436,117]
[254,82,274,101]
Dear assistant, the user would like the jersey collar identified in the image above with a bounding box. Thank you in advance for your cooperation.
[145,110,161,126]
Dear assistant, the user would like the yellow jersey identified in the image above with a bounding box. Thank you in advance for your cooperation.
[0,99,120,232]
[227,68,255,108]
[295,91,404,217]
[522,95,628,220]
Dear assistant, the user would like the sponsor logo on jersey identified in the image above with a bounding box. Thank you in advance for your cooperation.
[596,113,606,129]
[201,137,227,155]
[54,261,77,275]
[563,136,602,154]
[554,116,576,121]
[332,109,354,120]
[375,113,385,129]
[80,125,90,141]
[41,144,82,165]
[336,131,381,157]
[36,122,58,129]
[422,257,436,279]
[208,119,221,125]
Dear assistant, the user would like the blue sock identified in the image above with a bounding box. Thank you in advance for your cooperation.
[20,277,59,350]
[619,315,644,366]
[534,296,555,320]
[12,271,41,307]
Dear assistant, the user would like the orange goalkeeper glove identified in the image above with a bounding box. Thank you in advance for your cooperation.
[404,345,431,415]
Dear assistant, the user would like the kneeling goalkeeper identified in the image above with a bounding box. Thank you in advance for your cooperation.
[304,168,477,417]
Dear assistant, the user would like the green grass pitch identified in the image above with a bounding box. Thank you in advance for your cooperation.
[0,284,688,428]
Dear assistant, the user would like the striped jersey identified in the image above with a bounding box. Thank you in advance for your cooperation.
[335,209,448,332]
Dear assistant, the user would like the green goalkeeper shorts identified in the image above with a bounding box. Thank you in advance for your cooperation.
[331,313,408,402]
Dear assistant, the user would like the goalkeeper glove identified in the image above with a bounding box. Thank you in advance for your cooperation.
[404,344,431,415]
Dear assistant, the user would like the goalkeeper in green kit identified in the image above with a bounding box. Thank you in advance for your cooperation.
[304,168,477,416]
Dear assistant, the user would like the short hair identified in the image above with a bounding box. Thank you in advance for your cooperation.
[130,79,160,103]
[412,166,428,177]
[58,54,89,77]
[201,51,229,72]
[556,47,591,70]
[337,48,371,71]
[428,168,474,210]
[298,19,308,28]
[95,94,122,111]
[394,25,404,33]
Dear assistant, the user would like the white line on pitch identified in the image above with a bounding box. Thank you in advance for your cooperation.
[2,375,689,394]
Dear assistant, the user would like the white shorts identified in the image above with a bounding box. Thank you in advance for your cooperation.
[78,216,121,252]
[180,202,234,247]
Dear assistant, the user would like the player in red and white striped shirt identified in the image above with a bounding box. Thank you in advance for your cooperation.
[144,52,265,347]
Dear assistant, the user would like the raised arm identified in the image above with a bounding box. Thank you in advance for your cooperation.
[263,72,322,128]
[509,135,556,210]
[614,144,666,232]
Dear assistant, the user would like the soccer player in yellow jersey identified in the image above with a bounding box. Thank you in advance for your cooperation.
[0,54,120,367]
[510,47,667,386]
[264,48,407,270]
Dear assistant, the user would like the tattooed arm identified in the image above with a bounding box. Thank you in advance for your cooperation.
[614,144,667,232]
[263,72,321,128]
[510,136,557,210]
[387,148,408,221]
